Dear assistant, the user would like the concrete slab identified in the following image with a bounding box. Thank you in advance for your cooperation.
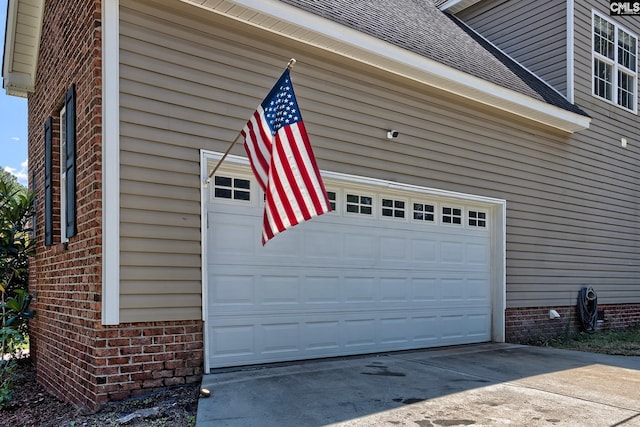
[196,343,640,426]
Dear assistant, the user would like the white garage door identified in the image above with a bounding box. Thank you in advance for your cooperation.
[205,163,496,369]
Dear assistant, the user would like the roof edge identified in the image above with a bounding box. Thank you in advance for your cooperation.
[188,0,590,133]
[437,0,483,14]
[2,0,44,97]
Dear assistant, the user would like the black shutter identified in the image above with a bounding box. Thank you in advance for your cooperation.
[30,170,37,242]
[44,117,53,246]
[65,84,77,239]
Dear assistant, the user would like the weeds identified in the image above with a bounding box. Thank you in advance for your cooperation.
[547,324,640,356]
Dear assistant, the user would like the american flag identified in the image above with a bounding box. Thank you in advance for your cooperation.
[242,68,331,245]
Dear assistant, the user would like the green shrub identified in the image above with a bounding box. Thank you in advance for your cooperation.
[0,171,35,404]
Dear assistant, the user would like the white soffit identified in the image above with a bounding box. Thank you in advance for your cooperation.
[184,0,589,133]
[2,0,44,97]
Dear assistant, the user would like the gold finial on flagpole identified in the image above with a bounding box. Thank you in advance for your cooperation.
[287,58,296,70]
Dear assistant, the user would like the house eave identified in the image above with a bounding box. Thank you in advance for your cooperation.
[2,0,44,97]
[437,0,484,14]
[186,0,590,133]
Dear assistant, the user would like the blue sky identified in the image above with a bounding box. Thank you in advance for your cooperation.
[0,0,29,186]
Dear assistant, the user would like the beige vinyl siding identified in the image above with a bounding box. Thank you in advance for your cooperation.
[457,0,568,96]
[119,0,640,321]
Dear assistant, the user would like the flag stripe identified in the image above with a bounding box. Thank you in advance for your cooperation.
[281,125,319,219]
[274,130,312,222]
[285,122,330,215]
[242,109,271,191]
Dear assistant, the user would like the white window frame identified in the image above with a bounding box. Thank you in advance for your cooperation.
[59,106,68,244]
[592,11,638,113]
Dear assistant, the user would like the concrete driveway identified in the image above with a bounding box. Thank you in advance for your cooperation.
[196,343,640,426]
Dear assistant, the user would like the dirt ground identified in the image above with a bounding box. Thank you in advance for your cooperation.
[0,358,200,427]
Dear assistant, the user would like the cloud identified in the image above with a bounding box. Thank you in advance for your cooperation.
[4,159,28,186]
[11,137,20,142]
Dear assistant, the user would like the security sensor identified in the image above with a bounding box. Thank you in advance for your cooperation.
[387,130,399,139]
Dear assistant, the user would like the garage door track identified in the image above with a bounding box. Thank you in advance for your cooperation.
[196,343,640,426]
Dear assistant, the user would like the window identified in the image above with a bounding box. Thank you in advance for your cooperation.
[468,210,487,228]
[442,206,462,225]
[214,176,251,201]
[381,198,405,219]
[346,193,372,215]
[412,202,435,222]
[593,12,638,112]
[327,191,337,211]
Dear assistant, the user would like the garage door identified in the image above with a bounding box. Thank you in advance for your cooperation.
[206,163,496,369]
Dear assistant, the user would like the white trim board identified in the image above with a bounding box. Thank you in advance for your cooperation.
[102,0,121,325]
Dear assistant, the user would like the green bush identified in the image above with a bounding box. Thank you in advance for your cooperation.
[0,170,35,404]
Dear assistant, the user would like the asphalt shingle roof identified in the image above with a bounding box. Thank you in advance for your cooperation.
[278,0,588,117]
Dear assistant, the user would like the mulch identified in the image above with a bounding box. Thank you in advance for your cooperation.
[0,357,200,427]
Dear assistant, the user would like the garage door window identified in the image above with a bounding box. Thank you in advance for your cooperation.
[468,210,487,228]
[346,193,373,215]
[381,198,406,218]
[327,191,337,211]
[442,206,462,225]
[413,202,435,222]
[214,176,251,201]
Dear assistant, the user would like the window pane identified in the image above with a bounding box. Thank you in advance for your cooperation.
[594,59,613,100]
[215,188,232,198]
[215,176,232,187]
[234,178,250,189]
[234,190,250,200]
[618,30,637,71]
[618,71,635,109]
[594,16,615,59]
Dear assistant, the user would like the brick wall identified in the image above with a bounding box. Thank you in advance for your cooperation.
[506,304,640,344]
[27,0,203,410]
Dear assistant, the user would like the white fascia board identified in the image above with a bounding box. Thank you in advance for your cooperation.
[195,0,589,133]
[438,0,483,14]
[2,72,31,97]
[2,1,18,89]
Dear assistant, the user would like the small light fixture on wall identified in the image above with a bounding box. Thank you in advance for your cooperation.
[387,130,399,139]
[621,137,628,148]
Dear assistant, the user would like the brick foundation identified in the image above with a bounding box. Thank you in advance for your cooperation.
[506,304,640,344]
[31,319,203,410]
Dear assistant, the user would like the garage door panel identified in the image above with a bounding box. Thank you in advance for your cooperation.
[208,308,491,367]
[209,267,490,310]
[207,169,496,368]
[209,269,489,311]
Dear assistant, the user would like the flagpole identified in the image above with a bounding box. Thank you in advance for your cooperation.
[206,131,243,184]
[205,58,297,185]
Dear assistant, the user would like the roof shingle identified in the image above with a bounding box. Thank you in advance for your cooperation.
[278,0,588,117]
